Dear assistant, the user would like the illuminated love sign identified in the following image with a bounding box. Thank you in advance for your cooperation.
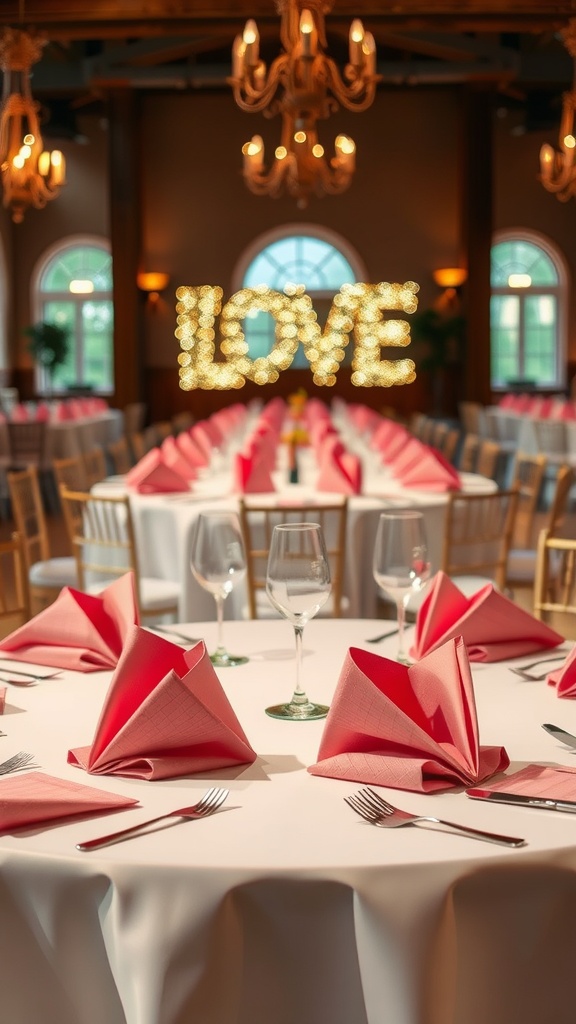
[175,281,419,389]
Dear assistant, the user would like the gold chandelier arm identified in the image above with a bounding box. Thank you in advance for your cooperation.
[322,56,380,112]
[229,53,290,115]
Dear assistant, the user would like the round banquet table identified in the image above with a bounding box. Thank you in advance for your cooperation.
[1,619,576,1024]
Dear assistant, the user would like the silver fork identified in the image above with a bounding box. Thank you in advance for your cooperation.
[0,751,38,776]
[509,654,566,681]
[76,786,229,851]
[345,788,526,847]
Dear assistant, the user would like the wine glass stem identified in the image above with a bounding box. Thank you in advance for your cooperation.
[291,624,309,705]
[396,596,407,660]
[214,594,226,658]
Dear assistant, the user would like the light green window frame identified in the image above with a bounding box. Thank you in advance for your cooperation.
[233,226,366,369]
[32,237,114,395]
[490,232,567,392]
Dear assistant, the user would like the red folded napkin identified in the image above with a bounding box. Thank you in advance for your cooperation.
[176,430,209,468]
[412,571,564,662]
[126,447,190,493]
[0,573,139,671]
[394,445,461,491]
[308,637,509,793]
[547,644,576,697]
[234,451,276,493]
[68,626,257,780]
[316,447,362,494]
[0,772,138,833]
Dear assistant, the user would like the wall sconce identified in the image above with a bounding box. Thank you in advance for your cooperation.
[137,271,170,307]
[432,267,467,311]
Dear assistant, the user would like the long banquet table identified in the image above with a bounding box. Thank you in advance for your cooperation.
[1,618,576,1024]
[94,456,496,622]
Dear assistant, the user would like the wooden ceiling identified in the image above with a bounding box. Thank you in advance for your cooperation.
[0,2,573,110]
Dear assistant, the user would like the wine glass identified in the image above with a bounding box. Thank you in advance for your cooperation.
[265,522,331,720]
[190,510,249,667]
[372,510,431,664]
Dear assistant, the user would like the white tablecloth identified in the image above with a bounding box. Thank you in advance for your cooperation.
[0,410,124,461]
[94,455,495,622]
[1,618,576,1024]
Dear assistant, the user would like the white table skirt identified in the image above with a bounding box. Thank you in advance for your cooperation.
[94,461,495,623]
[1,619,576,1024]
[0,410,124,461]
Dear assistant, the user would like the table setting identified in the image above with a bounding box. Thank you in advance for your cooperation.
[1,570,576,1023]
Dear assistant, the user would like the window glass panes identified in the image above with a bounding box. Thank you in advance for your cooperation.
[36,241,114,394]
[490,235,564,390]
[242,233,356,366]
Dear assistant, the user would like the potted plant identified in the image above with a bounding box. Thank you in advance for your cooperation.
[24,321,70,394]
[410,306,466,417]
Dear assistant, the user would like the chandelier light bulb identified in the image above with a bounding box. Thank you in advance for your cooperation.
[539,17,576,202]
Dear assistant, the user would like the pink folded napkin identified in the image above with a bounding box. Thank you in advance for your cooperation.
[316,446,362,494]
[234,451,276,493]
[176,430,210,468]
[161,435,197,481]
[68,626,257,780]
[0,573,139,672]
[394,445,461,491]
[0,772,138,833]
[547,644,576,698]
[308,636,509,793]
[412,571,564,662]
[467,763,576,803]
[126,447,190,493]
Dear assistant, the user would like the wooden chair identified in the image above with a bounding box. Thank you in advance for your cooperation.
[475,438,502,481]
[458,433,480,473]
[440,427,460,464]
[506,463,575,596]
[129,431,147,462]
[509,452,548,549]
[534,532,576,639]
[430,421,449,451]
[59,486,181,623]
[5,420,48,471]
[171,411,194,435]
[441,486,520,592]
[239,498,348,619]
[7,466,78,614]
[0,532,30,637]
[83,446,108,487]
[52,455,88,493]
[107,435,133,475]
[123,401,146,434]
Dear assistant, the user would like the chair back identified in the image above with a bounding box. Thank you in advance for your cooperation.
[441,486,520,590]
[546,463,575,536]
[0,533,29,636]
[107,435,133,474]
[239,498,348,618]
[59,486,140,592]
[52,455,89,493]
[83,446,107,487]
[123,402,146,434]
[6,420,46,468]
[458,433,480,473]
[7,465,51,571]
[509,452,547,548]
[534,532,576,638]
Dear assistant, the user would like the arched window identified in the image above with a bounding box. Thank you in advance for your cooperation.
[32,237,114,394]
[490,231,568,392]
[233,225,365,369]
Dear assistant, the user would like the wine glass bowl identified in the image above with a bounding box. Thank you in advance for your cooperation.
[190,510,249,667]
[372,510,430,664]
[265,522,331,720]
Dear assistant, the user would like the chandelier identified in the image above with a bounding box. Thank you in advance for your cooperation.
[229,0,380,208]
[0,28,65,223]
[539,19,576,202]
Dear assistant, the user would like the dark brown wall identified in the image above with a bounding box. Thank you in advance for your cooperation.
[1,83,575,419]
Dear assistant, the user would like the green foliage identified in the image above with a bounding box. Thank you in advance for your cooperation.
[24,321,70,371]
[410,308,466,371]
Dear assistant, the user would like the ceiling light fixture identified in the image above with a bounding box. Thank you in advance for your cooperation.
[539,19,576,202]
[229,0,380,208]
[0,27,66,223]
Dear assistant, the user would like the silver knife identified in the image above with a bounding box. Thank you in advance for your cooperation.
[542,723,576,750]
[466,789,576,813]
